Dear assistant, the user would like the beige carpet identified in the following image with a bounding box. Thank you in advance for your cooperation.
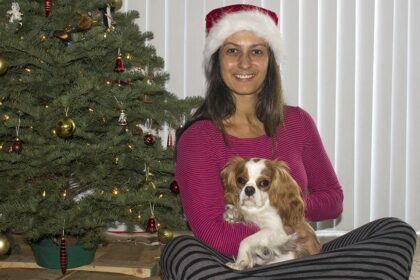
[411,236,420,280]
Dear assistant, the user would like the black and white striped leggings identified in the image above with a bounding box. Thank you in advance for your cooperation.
[160,217,416,280]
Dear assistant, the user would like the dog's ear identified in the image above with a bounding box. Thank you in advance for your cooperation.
[221,156,246,205]
[267,160,305,227]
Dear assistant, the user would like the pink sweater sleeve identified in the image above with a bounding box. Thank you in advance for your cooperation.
[175,122,257,257]
[298,109,344,221]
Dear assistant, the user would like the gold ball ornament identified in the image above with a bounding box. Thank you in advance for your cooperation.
[111,0,123,10]
[0,56,8,75]
[157,227,174,244]
[55,117,76,138]
[0,233,11,255]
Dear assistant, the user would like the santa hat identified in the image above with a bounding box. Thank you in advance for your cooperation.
[203,4,282,73]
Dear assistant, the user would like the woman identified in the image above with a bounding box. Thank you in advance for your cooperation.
[161,5,416,279]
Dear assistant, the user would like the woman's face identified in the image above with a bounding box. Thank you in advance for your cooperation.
[219,31,269,96]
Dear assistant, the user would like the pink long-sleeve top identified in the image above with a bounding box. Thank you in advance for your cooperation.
[175,106,343,257]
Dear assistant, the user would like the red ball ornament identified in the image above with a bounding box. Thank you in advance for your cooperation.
[170,180,180,194]
[144,133,155,146]
[11,137,22,154]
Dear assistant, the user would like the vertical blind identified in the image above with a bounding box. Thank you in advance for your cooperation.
[125,0,420,232]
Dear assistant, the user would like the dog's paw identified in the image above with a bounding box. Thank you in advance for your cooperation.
[223,204,242,223]
[226,260,248,270]
[226,262,240,270]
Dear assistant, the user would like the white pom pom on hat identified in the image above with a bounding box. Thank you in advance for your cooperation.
[203,4,282,73]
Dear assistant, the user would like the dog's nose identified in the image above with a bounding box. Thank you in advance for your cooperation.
[244,186,255,196]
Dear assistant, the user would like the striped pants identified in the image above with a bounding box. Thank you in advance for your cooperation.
[160,217,416,280]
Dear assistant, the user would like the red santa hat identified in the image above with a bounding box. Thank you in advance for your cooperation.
[204,4,282,73]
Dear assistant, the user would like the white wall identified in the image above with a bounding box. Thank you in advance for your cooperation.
[125,0,420,232]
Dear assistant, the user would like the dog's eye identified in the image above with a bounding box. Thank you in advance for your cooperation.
[258,179,270,188]
[236,177,247,186]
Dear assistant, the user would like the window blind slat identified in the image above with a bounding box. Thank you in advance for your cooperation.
[280,0,299,105]
[406,0,420,230]
[166,0,186,98]
[299,0,318,118]
[370,0,394,220]
[334,0,356,231]
[354,0,375,228]
[389,0,408,221]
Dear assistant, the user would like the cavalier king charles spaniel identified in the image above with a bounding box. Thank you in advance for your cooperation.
[221,156,321,270]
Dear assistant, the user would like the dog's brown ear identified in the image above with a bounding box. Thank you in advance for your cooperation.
[220,156,246,205]
[267,160,305,227]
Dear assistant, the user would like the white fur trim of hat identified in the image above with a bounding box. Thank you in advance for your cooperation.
[203,9,282,73]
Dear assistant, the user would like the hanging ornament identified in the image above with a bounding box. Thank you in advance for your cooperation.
[55,107,76,139]
[53,26,73,45]
[6,1,23,26]
[44,0,52,17]
[111,0,123,11]
[160,120,169,149]
[142,164,156,190]
[0,233,11,255]
[170,180,180,194]
[9,116,22,153]
[0,56,8,76]
[158,227,174,244]
[100,4,114,30]
[10,137,22,154]
[144,132,155,146]
[59,229,67,275]
[143,119,155,146]
[167,128,174,150]
[75,11,96,32]
[114,48,125,72]
[114,96,127,126]
[117,110,127,126]
[146,202,157,233]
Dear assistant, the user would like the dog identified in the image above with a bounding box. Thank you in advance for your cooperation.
[221,156,321,270]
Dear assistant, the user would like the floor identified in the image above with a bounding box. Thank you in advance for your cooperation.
[411,237,420,280]
[0,235,419,279]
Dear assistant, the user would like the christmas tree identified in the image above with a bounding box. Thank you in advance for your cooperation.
[0,0,199,247]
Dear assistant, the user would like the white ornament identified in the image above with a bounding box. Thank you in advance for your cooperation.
[73,189,94,202]
[160,122,169,149]
[118,110,127,126]
[104,4,113,28]
[7,1,23,24]
[158,122,175,150]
